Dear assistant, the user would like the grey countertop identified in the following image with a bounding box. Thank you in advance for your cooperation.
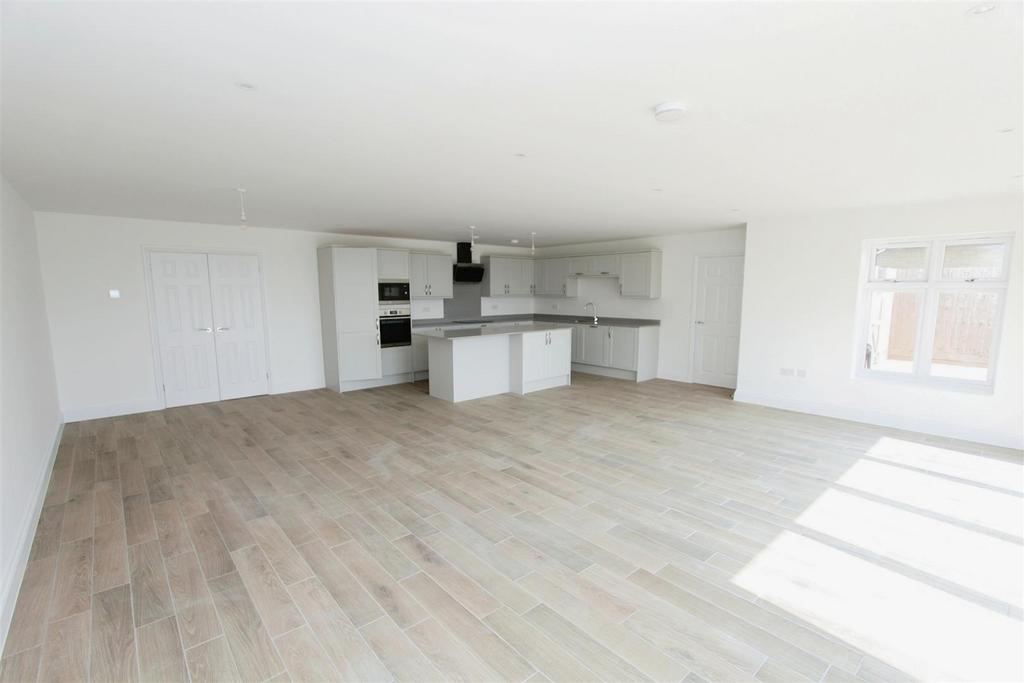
[413,322,573,340]
[411,313,659,329]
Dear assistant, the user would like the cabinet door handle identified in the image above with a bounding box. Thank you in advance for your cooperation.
[196,327,212,332]
[216,326,230,332]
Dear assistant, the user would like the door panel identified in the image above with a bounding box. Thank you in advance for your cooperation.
[334,248,381,380]
[427,254,453,298]
[521,260,535,294]
[619,253,650,296]
[547,330,572,376]
[609,327,638,370]
[583,325,606,365]
[150,252,221,407]
[692,255,744,388]
[522,332,547,382]
[410,253,429,298]
[592,254,620,276]
[208,254,269,400]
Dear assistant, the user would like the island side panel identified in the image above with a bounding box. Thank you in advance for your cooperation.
[426,336,455,402]
[451,335,511,402]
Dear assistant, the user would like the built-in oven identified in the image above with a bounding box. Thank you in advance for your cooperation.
[378,281,410,303]
[378,304,411,348]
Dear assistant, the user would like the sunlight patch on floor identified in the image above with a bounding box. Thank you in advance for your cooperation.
[732,530,1023,681]
[794,488,1022,609]
[863,437,1022,491]
[835,457,1023,537]
[733,437,1024,681]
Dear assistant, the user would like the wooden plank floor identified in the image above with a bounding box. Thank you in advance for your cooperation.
[2,374,1021,682]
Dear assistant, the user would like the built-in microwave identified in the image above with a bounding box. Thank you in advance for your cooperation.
[378,281,410,303]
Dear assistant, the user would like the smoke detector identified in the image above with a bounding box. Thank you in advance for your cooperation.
[653,101,688,122]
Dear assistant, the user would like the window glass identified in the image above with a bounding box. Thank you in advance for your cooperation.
[871,246,928,282]
[940,243,1006,281]
[930,291,999,382]
[865,290,920,373]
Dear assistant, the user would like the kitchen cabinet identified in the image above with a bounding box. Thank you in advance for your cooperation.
[520,328,572,385]
[618,251,662,298]
[569,257,592,277]
[377,249,410,280]
[482,256,534,296]
[608,326,638,370]
[536,258,578,297]
[582,324,606,365]
[570,254,620,277]
[570,323,659,381]
[410,252,453,299]
[317,247,382,390]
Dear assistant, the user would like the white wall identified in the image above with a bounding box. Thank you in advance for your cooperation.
[536,228,747,382]
[33,212,531,420]
[736,196,1023,449]
[0,178,62,653]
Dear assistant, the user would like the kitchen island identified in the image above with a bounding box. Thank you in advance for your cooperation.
[413,323,572,402]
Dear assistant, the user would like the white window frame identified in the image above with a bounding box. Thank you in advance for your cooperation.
[855,232,1013,393]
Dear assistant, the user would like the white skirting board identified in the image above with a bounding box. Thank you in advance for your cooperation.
[733,389,1023,450]
[337,374,415,393]
[571,363,639,381]
[0,421,64,657]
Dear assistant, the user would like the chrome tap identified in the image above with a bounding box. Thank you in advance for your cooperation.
[584,302,598,325]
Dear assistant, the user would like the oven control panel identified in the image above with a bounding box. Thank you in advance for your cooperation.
[378,304,411,318]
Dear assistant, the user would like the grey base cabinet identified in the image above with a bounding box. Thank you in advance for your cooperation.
[570,324,659,381]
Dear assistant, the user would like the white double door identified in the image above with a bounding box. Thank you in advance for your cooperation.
[692,254,744,389]
[150,252,269,407]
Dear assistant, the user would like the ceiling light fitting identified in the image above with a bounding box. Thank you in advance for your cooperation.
[510,239,520,244]
[653,101,688,122]
[236,188,248,228]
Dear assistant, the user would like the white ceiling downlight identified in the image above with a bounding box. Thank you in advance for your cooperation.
[653,101,688,122]
[967,3,997,15]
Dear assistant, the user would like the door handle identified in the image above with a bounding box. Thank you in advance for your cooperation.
[216,326,230,331]
[695,320,705,325]
[196,327,212,332]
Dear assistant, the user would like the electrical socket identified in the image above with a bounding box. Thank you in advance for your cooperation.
[796,369,807,378]
[780,368,794,376]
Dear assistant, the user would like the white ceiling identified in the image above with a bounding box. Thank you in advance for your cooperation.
[2,2,1021,246]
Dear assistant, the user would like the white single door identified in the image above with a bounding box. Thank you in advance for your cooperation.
[150,252,221,407]
[334,248,382,381]
[692,255,744,388]
[208,254,269,400]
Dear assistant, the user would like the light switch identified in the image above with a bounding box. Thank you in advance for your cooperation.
[108,289,121,299]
